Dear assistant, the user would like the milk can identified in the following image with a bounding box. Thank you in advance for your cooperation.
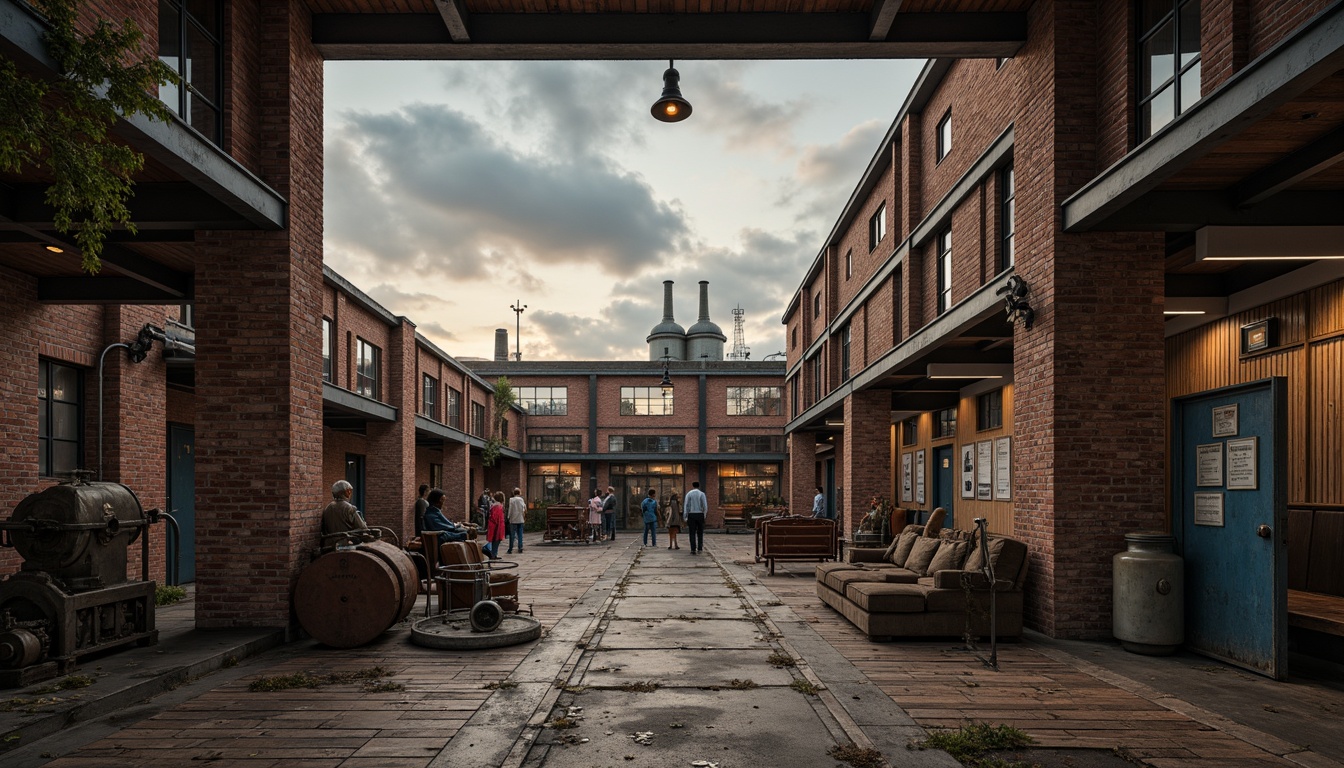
[1112,532,1184,655]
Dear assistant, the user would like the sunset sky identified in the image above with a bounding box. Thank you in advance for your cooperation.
[323,59,923,361]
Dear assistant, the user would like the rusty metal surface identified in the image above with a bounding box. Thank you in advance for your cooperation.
[294,545,418,649]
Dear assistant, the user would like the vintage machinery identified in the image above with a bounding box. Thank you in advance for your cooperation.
[0,477,162,686]
[294,540,419,648]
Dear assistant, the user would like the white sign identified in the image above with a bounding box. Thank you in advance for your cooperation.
[1196,443,1223,487]
[976,440,993,500]
[960,444,975,499]
[915,450,926,505]
[1212,404,1239,437]
[994,437,1012,500]
[1193,492,1225,527]
[1226,437,1258,490]
[901,453,913,502]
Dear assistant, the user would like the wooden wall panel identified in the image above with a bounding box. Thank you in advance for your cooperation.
[1309,336,1344,503]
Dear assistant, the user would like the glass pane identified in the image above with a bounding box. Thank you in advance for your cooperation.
[1179,0,1201,67]
[186,26,218,103]
[186,0,219,36]
[38,401,48,437]
[1141,0,1173,31]
[158,3,182,115]
[38,363,47,400]
[52,365,79,402]
[53,441,79,475]
[53,402,79,440]
[1142,20,1175,94]
[39,438,49,477]
[1180,62,1202,113]
[1144,85,1176,137]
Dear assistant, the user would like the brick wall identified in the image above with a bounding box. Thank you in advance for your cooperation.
[843,391,894,534]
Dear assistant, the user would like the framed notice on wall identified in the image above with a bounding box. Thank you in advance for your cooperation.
[994,436,1011,500]
[1211,404,1238,437]
[960,444,975,499]
[1196,443,1223,487]
[1226,436,1258,490]
[1193,492,1225,527]
[901,453,913,502]
[976,440,993,500]
[915,450,926,505]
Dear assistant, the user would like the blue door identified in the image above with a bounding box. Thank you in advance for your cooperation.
[345,454,367,515]
[933,445,955,527]
[1172,378,1287,679]
[167,424,195,583]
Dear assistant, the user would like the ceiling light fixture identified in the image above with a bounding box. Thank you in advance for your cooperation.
[45,245,63,253]
[1164,297,1228,316]
[925,363,1013,380]
[651,60,692,123]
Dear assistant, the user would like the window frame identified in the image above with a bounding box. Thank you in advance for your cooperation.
[321,317,333,384]
[936,227,953,315]
[447,387,462,430]
[422,373,439,419]
[608,435,687,453]
[812,354,823,404]
[515,386,569,416]
[157,0,224,145]
[936,110,952,162]
[901,418,918,446]
[718,462,782,506]
[1000,164,1015,272]
[813,291,821,320]
[355,338,381,400]
[38,358,83,478]
[868,203,887,252]
[527,435,583,453]
[840,325,851,382]
[726,386,783,417]
[718,435,786,453]
[977,389,1004,431]
[1137,0,1203,141]
[845,248,853,279]
[934,407,957,439]
[470,401,487,437]
[620,386,674,416]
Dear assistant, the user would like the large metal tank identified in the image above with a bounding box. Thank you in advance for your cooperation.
[294,540,418,648]
[8,481,145,590]
[1113,532,1184,655]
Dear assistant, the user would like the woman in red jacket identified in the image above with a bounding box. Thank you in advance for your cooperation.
[486,491,507,560]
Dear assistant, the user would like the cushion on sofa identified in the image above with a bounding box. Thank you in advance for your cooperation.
[963,537,1028,588]
[904,536,941,576]
[927,538,971,573]
[885,531,920,566]
[846,582,927,613]
[825,568,917,592]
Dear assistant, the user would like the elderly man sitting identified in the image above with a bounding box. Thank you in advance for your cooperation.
[321,480,377,548]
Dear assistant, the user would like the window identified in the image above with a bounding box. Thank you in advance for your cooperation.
[321,318,333,383]
[901,418,918,446]
[718,435,786,453]
[515,386,568,416]
[718,463,781,505]
[893,268,904,342]
[471,402,487,437]
[790,375,800,419]
[527,462,583,507]
[812,355,823,404]
[429,463,442,489]
[620,386,674,416]
[38,359,82,477]
[935,407,957,439]
[608,435,686,453]
[422,373,438,416]
[868,203,887,252]
[845,249,853,279]
[158,0,223,144]
[447,387,462,429]
[936,228,953,315]
[1139,0,1202,140]
[813,291,821,320]
[355,338,380,399]
[791,327,798,349]
[178,303,194,328]
[840,326,851,382]
[726,386,783,416]
[501,417,509,441]
[528,435,582,453]
[936,110,952,162]
[1000,165,1016,271]
[977,389,1004,431]
[996,57,1007,69]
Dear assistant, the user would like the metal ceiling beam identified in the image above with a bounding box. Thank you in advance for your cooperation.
[1088,190,1344,231]
[1062,2,1344,231]
[311,12,1027,60]
[869,0,903,41]
[37,277,185,303]
[434,0,471,42]
[4,183,262,230]
[1231,124,1344,206]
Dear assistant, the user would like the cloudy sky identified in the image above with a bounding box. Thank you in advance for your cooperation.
[323,59,923,361]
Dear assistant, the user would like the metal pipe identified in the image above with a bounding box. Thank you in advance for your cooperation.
[159,511,180,586]
[96,342,130,481]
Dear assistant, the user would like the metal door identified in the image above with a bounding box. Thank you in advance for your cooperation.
[166,424,196,583]
[933,445,955,527]
[825,458,836,518]
[620,475,685,530]
[345,454,367,516]
[1172,378,1287,679]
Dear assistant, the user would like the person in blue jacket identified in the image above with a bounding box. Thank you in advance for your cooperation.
[422,489,472,543]
[641,488,660,548]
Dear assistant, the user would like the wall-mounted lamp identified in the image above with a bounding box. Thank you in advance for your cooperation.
[651,60,692,123]
[926,363,1013,380]
[995,275,1034,329]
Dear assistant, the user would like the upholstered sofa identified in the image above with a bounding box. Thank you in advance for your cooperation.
[815,524,1029,640]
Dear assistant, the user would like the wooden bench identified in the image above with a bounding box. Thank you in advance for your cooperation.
[542,504,589,542]
[760,516,839,574]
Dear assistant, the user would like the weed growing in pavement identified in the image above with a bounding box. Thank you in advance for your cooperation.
[917,723,1035,768]
[155,584,187,606]
[561,684,588,693]
[789,679,820,695]
[619,681,659,692]
[483,680,519,691]
[767,652,796,667]
[362,681,405,693]
[248,666,391,692]
[545,716,579,729]
[727,679,757,689]
[32,675,93,694]
[827,743,884,768]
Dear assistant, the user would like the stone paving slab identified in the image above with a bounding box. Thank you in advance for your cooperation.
[597,618,769,650]
[610,597,747,620]
[577,648,797,687]
[619,582,737,597]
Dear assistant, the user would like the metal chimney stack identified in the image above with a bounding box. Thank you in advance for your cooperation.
[494,329,509,361]
[686,280,726,361]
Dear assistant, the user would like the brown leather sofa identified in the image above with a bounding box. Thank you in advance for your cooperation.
[815,524,1029,640]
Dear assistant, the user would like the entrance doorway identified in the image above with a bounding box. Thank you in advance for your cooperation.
[345,454,366,515]
[166,424,195,584]
[932,444,955,527]
[612,463,684,530]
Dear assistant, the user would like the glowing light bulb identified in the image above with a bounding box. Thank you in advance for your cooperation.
[665,103,678,116]
[45,245,63,253]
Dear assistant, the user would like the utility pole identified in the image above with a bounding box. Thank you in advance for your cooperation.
[510,300,527,361]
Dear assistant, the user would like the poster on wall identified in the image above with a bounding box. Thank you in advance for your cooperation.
[1195,443,1224,487]
[960,444,975,499]
[976,440,993,500]
[994,436,1012,500]
[1211,404,1239,437]
[915,450,926,505]
[901,453,913,502]
[1193,492,1225,526]
[1226,436,1258,490]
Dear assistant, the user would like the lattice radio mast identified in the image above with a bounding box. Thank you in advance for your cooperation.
[727,305,751,360]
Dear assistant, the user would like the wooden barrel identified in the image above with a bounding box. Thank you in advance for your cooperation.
[294,543,419,648]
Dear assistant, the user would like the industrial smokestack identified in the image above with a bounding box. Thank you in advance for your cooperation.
[697,280,711,322]
[494,329,508,361]
[662,280,676,322]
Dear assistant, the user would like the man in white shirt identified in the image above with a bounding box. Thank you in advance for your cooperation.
[682,481,708,554]
[812,486,827,518]
[506,488,528,554]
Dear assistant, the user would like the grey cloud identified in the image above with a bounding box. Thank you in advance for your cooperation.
[494,62,648,158]
[796,119,885,186]
[690,62,805,156]
[528,301,651,360]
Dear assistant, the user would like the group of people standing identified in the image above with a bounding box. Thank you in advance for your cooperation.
[638,481,708,554]
[409,484,528,559]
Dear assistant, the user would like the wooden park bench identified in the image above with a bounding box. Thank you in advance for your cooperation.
[542,504,589,542]
[759,516,839,575]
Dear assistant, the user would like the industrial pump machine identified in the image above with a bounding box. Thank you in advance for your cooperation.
[0,477,163,686]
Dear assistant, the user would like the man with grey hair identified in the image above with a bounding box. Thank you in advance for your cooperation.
[322,480,368,538]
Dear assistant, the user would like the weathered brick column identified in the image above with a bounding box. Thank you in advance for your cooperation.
[366,318,417,539]
[442,441,470,523]
[193,2,323,629]
[787,431,817,515]
[843,390,892,535]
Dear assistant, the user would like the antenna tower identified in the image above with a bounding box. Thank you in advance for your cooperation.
[728,305,751,360]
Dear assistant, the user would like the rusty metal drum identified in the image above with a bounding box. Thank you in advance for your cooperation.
[294,541,418,648]
[9,481,143,578]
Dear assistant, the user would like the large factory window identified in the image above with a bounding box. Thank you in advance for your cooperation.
[727,386,782,416]
[528,463,583,507]
[447,387,462,429]
[528,435,582,452]
[471,402,487,437]
[422,374,439,419]
[355,338,380,400]
[515,386,568,416]
[718,463,781,505]
[158,0,223,144]
[609,435,686,452]
[620,386,673,416]
[38,359,83,477]
[718,435,785,453]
